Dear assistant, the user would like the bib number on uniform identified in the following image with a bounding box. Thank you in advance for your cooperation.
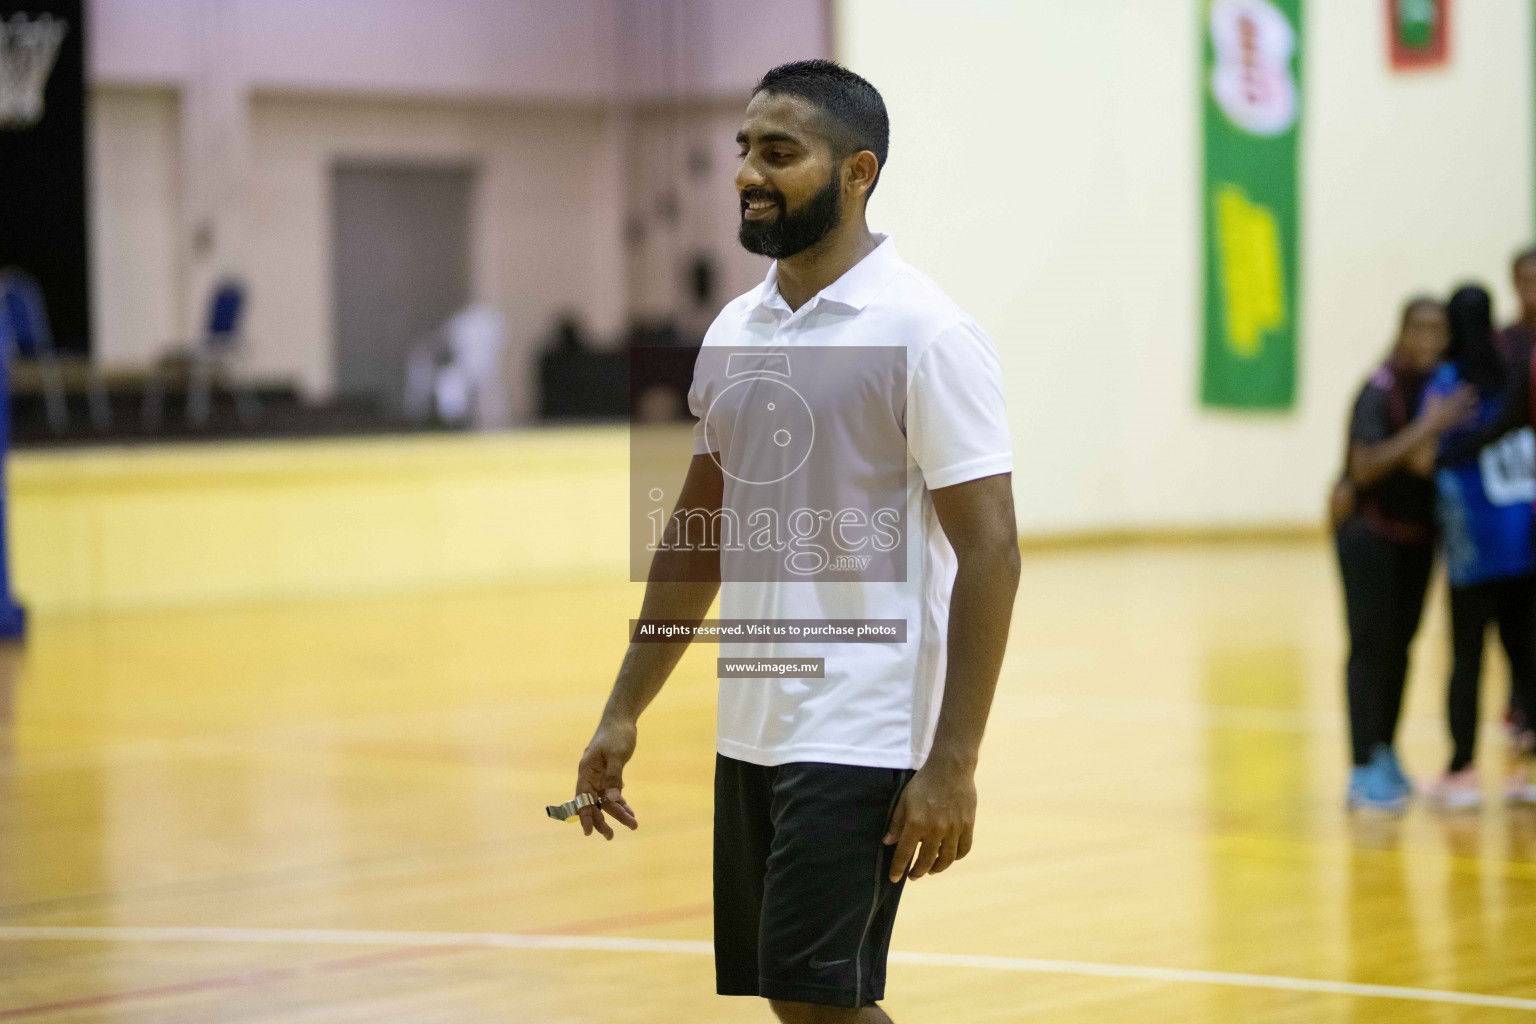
[1479,428,1536,505]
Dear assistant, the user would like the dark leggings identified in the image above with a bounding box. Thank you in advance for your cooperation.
[1447,574,1536,772]
[1336,519,1434,767]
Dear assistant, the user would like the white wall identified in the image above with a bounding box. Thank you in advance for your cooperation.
[88,88,184,370]
[838,0,1534,533]
[90,0,829,101]
[627,103,774,334]
[89,0,619,96]
[245,97,628,409]
[85,89,628,410]
[617,0,830,101]
[84,0,827,410]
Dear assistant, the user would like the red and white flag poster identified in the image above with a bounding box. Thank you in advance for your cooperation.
[1387,0,1449,71]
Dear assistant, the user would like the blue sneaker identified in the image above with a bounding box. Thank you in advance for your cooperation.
[1376,745,1413,800]
[1347,766,1374,808]
[1347,758,1408,814]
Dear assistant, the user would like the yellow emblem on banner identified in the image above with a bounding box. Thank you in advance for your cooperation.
[1215,184,1285,358]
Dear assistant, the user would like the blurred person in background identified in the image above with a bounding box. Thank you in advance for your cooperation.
[1495,248,1536,752]
[1498,248,1536,359]
[1335,298,1473,813]
[404,303,510,429]
[1435,272,1536,803]
[1424,286,1536,810]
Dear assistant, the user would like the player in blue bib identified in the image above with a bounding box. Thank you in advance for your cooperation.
[1428,285,1536,809]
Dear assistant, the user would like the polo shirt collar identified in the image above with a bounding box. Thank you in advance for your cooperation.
[753,232,902,315]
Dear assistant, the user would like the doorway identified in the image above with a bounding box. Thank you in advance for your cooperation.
[331,163,473,417]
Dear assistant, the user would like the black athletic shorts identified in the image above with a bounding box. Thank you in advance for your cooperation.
[714,753,915,1008]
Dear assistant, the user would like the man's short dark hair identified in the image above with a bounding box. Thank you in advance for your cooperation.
[753,59,889,202]
[1514,247,1536,274]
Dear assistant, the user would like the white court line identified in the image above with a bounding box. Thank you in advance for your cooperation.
[2,927,1534,1012]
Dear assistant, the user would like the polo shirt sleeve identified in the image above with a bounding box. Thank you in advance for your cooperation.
[907,320,1014,490]
[687,361,717,455]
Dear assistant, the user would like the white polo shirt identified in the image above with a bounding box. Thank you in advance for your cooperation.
[689,233,1013,770]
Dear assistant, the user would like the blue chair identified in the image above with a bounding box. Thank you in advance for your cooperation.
[0,267,111,434]
[143,279,261,429]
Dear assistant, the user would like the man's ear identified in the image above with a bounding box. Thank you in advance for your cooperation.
[845,150,880,201]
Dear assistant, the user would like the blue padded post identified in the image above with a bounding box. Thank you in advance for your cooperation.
[0,304,26,640]
[3,289,36,358]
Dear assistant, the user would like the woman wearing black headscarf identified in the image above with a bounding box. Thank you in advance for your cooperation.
[1428,286,1536,808]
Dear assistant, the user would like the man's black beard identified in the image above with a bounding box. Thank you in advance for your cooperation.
[738,174,843,260]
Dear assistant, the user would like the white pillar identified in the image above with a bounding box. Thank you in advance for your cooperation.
[177,0,249,341]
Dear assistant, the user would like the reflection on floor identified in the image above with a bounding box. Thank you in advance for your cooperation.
[3,541,1536,1022]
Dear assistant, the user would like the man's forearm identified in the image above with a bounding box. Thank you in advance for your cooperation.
[600,577,720,726]
[925,541,1021,770]
[596,452,725,733]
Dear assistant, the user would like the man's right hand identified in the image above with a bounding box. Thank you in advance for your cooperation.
[574,720,640,840]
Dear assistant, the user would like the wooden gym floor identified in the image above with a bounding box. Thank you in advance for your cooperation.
[4,540,1536,1022]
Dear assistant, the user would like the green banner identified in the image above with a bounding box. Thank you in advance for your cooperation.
[1200,0,1302,410]
[1396,0,1436,49]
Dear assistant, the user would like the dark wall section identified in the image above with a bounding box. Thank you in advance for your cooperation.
[0,0,89,355]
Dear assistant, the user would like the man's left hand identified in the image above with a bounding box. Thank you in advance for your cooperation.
[883,762,977,882]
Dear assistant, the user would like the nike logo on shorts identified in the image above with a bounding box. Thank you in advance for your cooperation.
[808,955,851,969]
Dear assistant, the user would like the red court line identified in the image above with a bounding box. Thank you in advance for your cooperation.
[0,944,475,1018]
[0,906,714,1018]
[0,966,303,1020]
[312,943,471,974]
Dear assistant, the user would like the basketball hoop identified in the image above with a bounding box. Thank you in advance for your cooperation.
[0,13,68,130]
